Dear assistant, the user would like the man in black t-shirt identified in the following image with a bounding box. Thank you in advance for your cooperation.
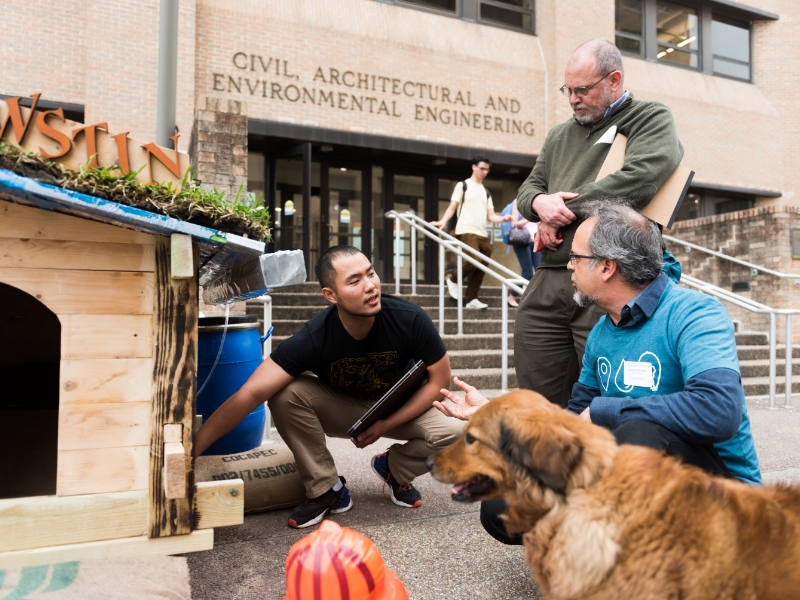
[195,245,463,529]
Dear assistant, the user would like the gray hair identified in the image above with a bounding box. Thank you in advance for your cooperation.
[581,201,663,286]
[572,39,625,79]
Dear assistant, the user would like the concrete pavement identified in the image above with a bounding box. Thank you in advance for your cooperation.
[186,394,800,599]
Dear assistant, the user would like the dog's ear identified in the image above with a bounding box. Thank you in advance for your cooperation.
[500,419,583,495]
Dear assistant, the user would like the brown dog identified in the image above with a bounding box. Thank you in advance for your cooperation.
[429,390,800,600]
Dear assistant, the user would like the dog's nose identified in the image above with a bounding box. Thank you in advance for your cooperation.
[425,458,434,472]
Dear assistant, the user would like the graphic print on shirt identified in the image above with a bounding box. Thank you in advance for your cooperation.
[597,351,662,393]
[329,351,399,401]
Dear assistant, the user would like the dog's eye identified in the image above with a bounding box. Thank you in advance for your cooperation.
[464,432,477,445]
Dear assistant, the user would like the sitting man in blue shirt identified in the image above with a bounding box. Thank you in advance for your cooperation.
[435,201,761,545]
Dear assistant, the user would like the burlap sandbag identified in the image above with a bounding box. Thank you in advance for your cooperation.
[0,557,189,599]
[195,443,306,513]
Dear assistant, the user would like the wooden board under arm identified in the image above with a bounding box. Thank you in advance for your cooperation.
[149,236,198,537]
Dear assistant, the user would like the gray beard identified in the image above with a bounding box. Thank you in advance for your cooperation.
[573,290,597,308]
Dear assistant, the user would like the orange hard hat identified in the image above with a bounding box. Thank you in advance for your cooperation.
[284,520,408,600]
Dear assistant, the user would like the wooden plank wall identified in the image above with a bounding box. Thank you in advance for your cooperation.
[0,201,156,497]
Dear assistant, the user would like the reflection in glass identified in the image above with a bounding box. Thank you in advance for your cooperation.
[274,159,321,278]
[328,168,362,251]
[712,18,750,81]
[615,0,643,55]
[480,0,534,31]
[656,1,698,69]
[393,175,426,282]
[402,0,457,12]
[372,167,385,278]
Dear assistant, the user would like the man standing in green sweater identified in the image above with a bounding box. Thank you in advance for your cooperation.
[515,38,683,406]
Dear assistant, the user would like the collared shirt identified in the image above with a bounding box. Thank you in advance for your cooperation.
[616,271,668,328]
[603,90,630,120]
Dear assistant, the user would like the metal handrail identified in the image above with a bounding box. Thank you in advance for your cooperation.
[386,210,528,391]
[664,234,800,281]
[679,274,798,409]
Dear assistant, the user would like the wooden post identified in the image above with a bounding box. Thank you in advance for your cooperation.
[149,236,198,537]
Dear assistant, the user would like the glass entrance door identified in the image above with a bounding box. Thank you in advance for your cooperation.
[326,167,363,251]
[392,174,426,282]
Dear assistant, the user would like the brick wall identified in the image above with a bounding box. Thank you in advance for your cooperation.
[667,205,800,343]
[189,98,248,198]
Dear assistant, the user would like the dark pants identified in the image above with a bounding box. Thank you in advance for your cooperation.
[510,245,541,298]
[450,233,492,303]
[513,267,603,406]
[480,420,732,545]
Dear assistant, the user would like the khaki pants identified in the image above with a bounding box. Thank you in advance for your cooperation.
[268,375,465,498]
[513,267,603,407]
[451,233,492,303]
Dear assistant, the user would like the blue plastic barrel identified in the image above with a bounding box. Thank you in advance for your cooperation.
[198,315,266,455]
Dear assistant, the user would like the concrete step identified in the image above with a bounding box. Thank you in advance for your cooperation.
[440,334,514,351]
[269,318,511,336]
[737,346,800,361]
[739,359,800,379]
[741,376,800,397]
[451,367,517,390]
[449,349,515,370]
[257,305,519,323]
[735,332,769,345]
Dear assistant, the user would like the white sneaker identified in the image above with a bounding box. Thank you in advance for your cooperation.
[447,278,459,300]
[465,298,488,309]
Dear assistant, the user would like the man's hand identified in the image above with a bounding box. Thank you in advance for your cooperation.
[537,222,563,251]
[351,419,390,449]
[579,406,592,423]
[433,377,489,421]
[532,192,578,227]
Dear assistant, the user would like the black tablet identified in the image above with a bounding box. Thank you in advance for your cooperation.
[347,360,428,439]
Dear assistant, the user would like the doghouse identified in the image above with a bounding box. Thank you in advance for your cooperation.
[0,96,275,568]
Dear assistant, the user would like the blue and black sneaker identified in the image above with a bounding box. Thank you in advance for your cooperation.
[287,476,353,529]
[371,452,423,508]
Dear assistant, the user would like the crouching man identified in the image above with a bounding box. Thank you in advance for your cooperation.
[195,245,463,529]
[436,202,761,544]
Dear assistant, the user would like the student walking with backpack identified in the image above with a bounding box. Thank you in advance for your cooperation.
[501,201,540,307]
[430,154,512,309]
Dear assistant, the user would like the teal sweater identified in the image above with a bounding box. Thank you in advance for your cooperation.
[517,94,684,268]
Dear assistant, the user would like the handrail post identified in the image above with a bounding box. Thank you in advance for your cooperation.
[786,314,794,408]
[439,240,445,334]
[501,283,508,392]
[394,215,401,295]
[262,295,272,360]
[457,254,463,336]
[411,223,417,295]
[769,312,777,409]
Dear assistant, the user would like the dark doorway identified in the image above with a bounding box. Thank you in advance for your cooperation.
[0,283,60,498]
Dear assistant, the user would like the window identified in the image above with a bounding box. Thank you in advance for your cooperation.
[382,0,535,34]
[673,189,754,222]
[479,0,535,33]
[615,0,769,82]
[401,0,457,13]
[655,1,699,69]
[712,16,751,80]
[615,0,644,55]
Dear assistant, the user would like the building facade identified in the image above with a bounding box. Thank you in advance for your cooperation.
[3,0,799,294]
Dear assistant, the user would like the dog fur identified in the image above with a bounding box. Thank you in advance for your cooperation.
[429,390,800,600]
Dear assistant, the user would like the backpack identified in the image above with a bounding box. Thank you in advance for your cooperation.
[446,180,491,234]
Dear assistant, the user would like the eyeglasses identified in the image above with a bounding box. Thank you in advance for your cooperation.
[568,253,600,264]
[559,72,614,98]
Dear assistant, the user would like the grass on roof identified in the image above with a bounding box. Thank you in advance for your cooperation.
[0,141,271,242]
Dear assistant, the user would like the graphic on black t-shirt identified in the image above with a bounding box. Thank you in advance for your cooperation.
[329,351,399,401]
